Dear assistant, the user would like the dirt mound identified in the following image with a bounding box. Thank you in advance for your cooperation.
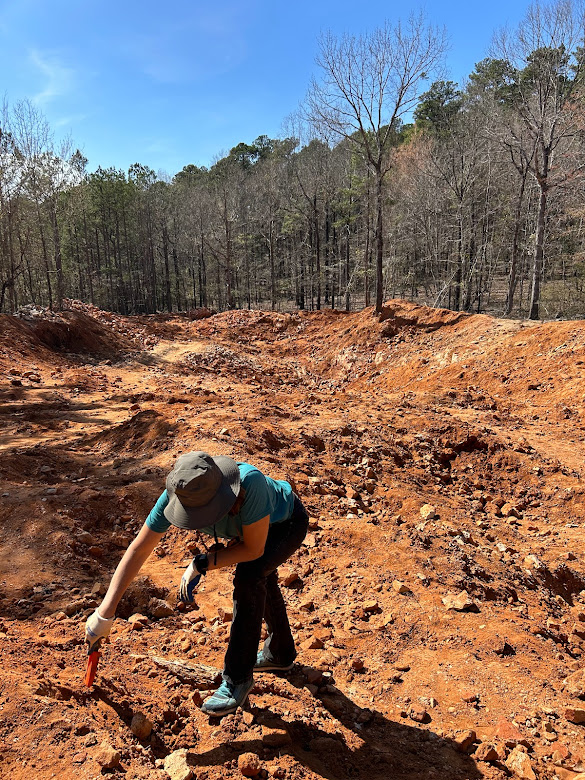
[36,311,137,354]
[378,299,471,334]
[0,307,138,371]
[0,314,56,361]
[85,410,175,454]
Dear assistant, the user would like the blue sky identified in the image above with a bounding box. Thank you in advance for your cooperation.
[0,0,529,176]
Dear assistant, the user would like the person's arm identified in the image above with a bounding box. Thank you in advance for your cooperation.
[99,522,166,618]
[206,514,269,571]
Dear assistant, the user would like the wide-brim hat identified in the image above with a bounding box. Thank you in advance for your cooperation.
[163,451,240,530]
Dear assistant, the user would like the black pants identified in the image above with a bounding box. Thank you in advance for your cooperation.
[223,495,309,685]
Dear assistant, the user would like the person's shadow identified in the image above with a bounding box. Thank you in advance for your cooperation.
[175,666,487,780]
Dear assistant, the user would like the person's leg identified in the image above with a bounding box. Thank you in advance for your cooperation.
[203,496,309,714]
[259,495,309,666]
[223,566,266,685]
[261,569,296,665]
[202,565,266,715]
[224,495,309,683]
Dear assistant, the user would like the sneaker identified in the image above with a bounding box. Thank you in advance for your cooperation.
[201,677,254,717]
[254,651,294,673]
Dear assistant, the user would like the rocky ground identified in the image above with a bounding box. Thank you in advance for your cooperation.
[1,299,585,780]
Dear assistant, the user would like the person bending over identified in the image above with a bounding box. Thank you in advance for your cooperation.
[84,451,309,716]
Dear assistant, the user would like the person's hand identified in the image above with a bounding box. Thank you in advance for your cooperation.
[180,555,207,602]
[85,609,114,651]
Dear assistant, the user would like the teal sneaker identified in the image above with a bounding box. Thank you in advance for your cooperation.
[201,677,254,717]
[254,651,294,673]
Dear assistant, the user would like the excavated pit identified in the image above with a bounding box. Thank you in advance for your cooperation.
[0,299,585,780]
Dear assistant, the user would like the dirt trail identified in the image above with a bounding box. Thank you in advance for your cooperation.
[1,300,585,780]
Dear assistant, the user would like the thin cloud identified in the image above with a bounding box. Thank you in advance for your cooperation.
[30,49,74,105]
[120,6,249,85]
[54,113,88,128]
[145,138,170,154]
[127,34,247,85]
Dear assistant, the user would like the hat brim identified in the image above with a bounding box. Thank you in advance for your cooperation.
[163,455,240,530]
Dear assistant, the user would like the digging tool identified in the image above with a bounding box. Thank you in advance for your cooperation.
[85,639,101,687]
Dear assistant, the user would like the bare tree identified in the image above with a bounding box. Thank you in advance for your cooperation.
[493,0,585,318]
[307,13,447,311]
[10,99,74,309]
[0,99,23,312]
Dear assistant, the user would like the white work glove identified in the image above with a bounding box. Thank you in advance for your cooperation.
[85,609,114,651]
[179,554,208,603]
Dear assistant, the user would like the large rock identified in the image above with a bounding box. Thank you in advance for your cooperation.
[238,752,261,777]
[523,554,545,571]
[300,635,324,651]
[130,712,153,740]
[409,706,429,723]
[565,706,585,724]
[564,669,585,699]
[495,718,530,748]
[505,747,536,780]
[279,568,301,587]
[128,612,149,629]
[572,624,585,640]
[420,504,436,520]
[474,742,500,762]
[148,598,174,618]
[453,730,476,752]
[392,581,410,594]
[442,590,479,612]
[64,600,85,616]
[164,749,193,780]
[94,742,120,769]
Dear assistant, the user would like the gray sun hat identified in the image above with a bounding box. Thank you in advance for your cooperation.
[163,451,240,530]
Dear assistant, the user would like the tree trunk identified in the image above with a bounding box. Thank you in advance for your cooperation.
[529,183,547,320]
[37,208,53,310]
[162,223,172,312]
[222,189,233,309]
[50,202,64,311]
[121,205,135,312]
[345,228,351,311]
[375,169,384,313]
[464,198,476,312]
[454,208,463,311]
[315,197,321,310]
[83,214,94,305]
[269,219,276,311]
[199,223,207,308]
[172,233,182,311]
[505,174,528,316]
[364,200,371,308]
[324,204,330,307]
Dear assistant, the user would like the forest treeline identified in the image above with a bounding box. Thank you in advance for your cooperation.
[2,2,585,319]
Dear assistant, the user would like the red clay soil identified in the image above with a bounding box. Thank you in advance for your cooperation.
[1,299,585,780]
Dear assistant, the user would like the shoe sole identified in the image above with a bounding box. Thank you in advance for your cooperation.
[254,663,294,673]
[201,702,239,717]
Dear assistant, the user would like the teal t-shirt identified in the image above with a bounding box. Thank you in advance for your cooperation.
[145,463,294,539]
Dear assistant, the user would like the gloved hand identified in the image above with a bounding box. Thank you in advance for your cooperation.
[180,554,208,603]
[85,609,114,651]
